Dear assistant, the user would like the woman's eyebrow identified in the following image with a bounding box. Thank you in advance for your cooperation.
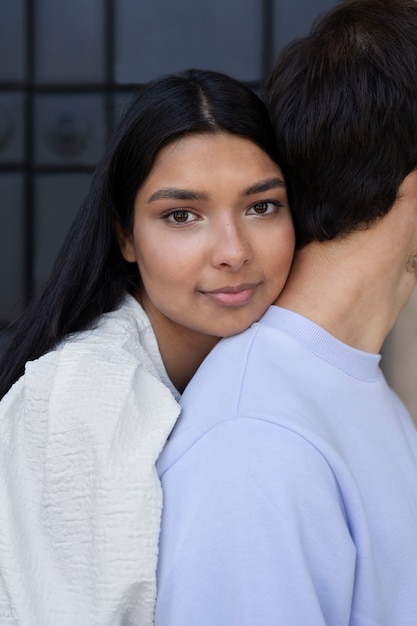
[147,177,285,203]
[147,188,209,202]
[244,177,285,196]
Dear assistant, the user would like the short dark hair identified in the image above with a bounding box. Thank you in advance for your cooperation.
[0,69,282,399]
[266,0,417,247]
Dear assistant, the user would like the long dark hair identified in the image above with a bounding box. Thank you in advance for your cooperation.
[0,69,282,399]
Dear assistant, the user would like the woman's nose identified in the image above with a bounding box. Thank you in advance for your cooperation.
[211,221,253,270]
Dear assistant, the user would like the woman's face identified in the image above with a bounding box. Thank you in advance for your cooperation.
[119,132,295,341]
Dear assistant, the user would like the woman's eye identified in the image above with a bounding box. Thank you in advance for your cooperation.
[247,201,279,216]
[164,210,198,224]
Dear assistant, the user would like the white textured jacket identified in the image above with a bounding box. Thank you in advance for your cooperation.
[0,294,180,626]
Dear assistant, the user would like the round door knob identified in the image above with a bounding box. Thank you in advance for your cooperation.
[45,105,90,157]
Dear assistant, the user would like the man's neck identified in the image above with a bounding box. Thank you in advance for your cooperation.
[275,232,416,354]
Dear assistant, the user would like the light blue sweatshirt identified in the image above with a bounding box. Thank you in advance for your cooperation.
[156,306,417,626]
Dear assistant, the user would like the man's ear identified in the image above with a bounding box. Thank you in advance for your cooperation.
[115,224,137,263]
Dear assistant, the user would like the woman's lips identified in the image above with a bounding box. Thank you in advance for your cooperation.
[202,283,261,306]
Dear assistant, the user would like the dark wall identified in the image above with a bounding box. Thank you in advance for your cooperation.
[0,0,338,341]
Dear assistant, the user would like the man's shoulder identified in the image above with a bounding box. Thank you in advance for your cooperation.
[187,306,296,389]
[182,309,305,415]
[158,315,302,475]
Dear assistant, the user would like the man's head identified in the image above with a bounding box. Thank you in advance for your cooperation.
[266,0,417,248]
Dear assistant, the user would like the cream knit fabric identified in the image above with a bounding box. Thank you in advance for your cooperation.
[0,294,180,625]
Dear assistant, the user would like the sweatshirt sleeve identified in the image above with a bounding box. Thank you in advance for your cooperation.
[156,416,356,626]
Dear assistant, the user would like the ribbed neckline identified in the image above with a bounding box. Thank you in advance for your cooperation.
[260,306,381,382]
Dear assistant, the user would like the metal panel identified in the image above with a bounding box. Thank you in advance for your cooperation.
[113,92,134,127]
[34,173,91,286]
[0,0,25,82]
[0,92,25,165]
[34,0,105,83]
[116,0,262,83]
[0,174,25,320]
